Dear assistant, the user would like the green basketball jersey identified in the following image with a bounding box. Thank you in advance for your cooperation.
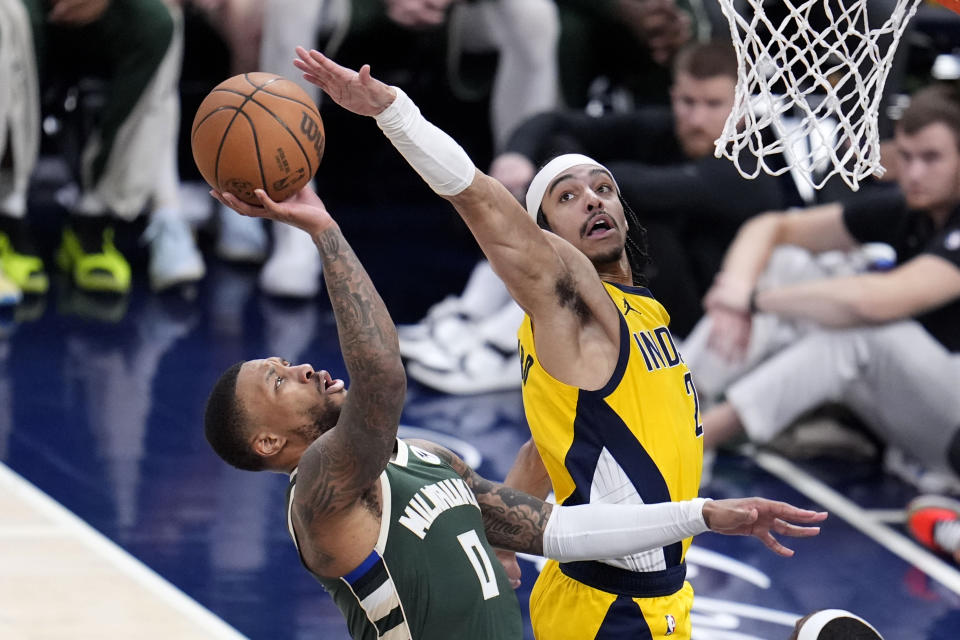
[286,439,522,639]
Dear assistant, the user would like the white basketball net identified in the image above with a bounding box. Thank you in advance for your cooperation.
[715,0,923,192]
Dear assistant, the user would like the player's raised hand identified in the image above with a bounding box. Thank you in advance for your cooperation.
[293,47,397,117]
[211,185,336,240]
[703,497,828,557]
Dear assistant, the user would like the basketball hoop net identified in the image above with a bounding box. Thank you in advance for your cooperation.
[715,0,924,192]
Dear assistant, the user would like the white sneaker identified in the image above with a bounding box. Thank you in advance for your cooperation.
[884,446,960,495]
[399,313,478,369]
[216,204,268,263]
[396,295,466,343]
[407,343,520,395]
[259,221,322,298]
[145,215,206,291]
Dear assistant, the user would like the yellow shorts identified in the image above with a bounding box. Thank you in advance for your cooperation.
[529,560,694,639]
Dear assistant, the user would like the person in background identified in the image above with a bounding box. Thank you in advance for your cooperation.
[7,0,205,295]
[683,86,960,493]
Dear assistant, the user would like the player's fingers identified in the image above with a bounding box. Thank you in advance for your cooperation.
[294,48,322,74]
[776,505,829,522]
[300,72,322,88]
[772,518,821,536]
[215,191,265,218]
[253,189,281,212]
[761,532,794,557]
[308,48,340,74]
[358,65,372,83]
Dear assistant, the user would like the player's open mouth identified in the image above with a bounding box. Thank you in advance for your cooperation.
[317,370,345,394]
[584,214,614,238]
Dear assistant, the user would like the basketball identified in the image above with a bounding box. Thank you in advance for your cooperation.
[191,72,325,205]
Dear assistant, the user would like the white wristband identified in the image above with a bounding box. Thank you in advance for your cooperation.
[374,87,476,197]
[542,499,710,562]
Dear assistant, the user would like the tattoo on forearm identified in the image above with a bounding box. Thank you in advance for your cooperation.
[296,226,404,523]
[473,481,552,555]
[415,441,552,554]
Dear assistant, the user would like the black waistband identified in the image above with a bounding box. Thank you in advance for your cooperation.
[559,561,686,598]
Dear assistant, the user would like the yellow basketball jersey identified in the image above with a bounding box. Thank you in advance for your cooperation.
[518,282,703,570]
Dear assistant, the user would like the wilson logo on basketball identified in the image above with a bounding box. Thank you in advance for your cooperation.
[300,112,325,158]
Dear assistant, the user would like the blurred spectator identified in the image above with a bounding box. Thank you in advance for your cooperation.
[210,0,560,299]
[0,0,38,303]
[183,0,264,77]
[8,0,204,296]
[683,86,960,488]
[555,0,700,109]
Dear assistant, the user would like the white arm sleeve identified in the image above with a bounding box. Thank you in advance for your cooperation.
[542,499,711,562]
[373,87,477,197]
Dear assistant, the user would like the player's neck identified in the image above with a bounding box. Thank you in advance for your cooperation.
[595,259,633,287]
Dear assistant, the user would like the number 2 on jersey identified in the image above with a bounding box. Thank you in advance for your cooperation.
[457,529,500,600]
[684,372,703,437]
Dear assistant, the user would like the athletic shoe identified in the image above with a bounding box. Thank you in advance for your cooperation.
[56,223,131,293]
[216,204,268,263]
[259,221,321,298]
[884,446,960,495]
[906,495,960,561]
[0,267,22,306]
[398,313,477,370]
[0,229,47,294]
[396,296,466,343]
[407,343,520,395]
[144,215,206,291]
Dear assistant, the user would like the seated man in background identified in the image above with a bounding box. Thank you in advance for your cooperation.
[5,0,204,295]
[205,183,826,640]
[684,85,960,490]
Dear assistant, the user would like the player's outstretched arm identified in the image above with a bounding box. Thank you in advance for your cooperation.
[407,440,826,562]
[217,186,405,571]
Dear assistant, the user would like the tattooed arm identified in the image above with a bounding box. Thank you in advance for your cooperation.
[404,439,553,554]
[214,187,405,574]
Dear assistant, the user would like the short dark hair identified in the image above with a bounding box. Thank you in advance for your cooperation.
[204,362,265,471]
[898,84,960,151]
[816,618,882,640]
[673,40,738,82]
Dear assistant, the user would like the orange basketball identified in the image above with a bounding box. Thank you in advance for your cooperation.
[191,72,325,205]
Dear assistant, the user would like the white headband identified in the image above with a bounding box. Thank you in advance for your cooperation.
[524,153,618,221]
[796,609,881,640]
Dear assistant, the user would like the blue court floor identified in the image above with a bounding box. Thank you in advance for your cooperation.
[3,214,960,639]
